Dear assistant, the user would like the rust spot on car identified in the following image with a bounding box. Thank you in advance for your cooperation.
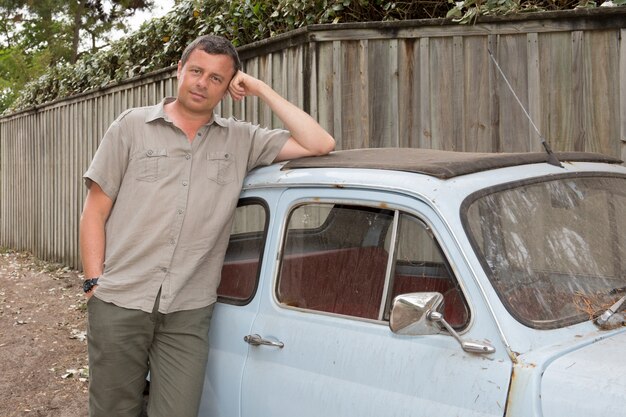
[379,202,389,208]
[504,366,517,413]
[504,359,538,414]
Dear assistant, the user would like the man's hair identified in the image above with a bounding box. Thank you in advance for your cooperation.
[180,35,242,75]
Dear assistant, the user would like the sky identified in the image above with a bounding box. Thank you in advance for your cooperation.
[110,0,176,41]
[127,0,176,31]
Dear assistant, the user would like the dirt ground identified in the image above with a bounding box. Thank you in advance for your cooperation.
[0,249,88,417]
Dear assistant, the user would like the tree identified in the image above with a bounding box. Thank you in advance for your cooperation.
[0,0,152,112]
[69,0,155,63]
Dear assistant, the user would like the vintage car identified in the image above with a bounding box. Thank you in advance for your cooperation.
[199,148,626,417]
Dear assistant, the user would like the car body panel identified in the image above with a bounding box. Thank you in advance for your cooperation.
[540,329,626,416]
[504,327,626,417]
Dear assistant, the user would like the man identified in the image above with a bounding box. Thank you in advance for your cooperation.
[79,35,334,417]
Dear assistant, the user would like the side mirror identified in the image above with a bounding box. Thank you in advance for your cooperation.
[389,292,444,335]
[389,292,495,355]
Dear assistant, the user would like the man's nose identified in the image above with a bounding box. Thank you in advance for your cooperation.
[196,75,209,88]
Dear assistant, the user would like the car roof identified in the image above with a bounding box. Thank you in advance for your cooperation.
[282,148,623,179]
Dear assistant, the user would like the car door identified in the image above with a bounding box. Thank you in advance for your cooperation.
[240,187,512,417]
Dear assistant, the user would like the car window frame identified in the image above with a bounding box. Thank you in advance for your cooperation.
[217,197,270,306]
[274,197,471,328]
[460,171,626,329]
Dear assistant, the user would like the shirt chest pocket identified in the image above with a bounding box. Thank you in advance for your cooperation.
[207,151,236,185]
[135,148,168,182]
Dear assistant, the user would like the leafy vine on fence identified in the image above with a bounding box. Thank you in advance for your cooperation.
[6,0,623,114]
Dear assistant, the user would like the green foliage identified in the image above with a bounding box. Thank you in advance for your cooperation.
[445,0,609,23]
[4,0,624,114]
[0,0,152,113]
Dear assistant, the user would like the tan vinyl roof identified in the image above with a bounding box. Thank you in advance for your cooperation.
[282,148,623,179]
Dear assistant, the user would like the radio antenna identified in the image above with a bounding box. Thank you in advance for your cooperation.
[487,48,563,168]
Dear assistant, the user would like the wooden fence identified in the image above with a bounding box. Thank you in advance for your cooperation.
[1,9,625,269]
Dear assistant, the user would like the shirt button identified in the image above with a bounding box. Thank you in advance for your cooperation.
[182,181,188,186]
[169,239,175,245]
[160,267,167,273]
[177,209,183,214]
[185,154,191,160]
[147,149,153,156]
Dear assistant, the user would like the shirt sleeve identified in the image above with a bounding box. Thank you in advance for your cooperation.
[246,124,291,172]
[83,115,131,201]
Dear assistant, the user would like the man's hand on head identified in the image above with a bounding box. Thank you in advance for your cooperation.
[228,71,265,101]
[227,69,336,160]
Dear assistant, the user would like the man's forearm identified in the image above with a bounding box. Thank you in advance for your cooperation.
[79,183,113,281]
[256,82,334,156]
[79,213,106,279]
[228,71,335,159]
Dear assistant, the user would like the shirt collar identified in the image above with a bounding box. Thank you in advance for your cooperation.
[145,97,229,128]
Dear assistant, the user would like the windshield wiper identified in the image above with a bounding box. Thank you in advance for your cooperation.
[595,295,626,329]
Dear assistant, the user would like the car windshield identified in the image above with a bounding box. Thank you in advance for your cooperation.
[464,174,626,329]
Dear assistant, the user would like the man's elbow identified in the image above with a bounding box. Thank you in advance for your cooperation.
[313,134,335,156]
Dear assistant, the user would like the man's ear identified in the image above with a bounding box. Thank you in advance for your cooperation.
[176,60,183,78]
[223,86,233,101]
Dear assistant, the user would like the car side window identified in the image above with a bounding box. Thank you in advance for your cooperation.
[217,200,268,303]
[386,214,470,328]
[277,203,394,320]
[276,202,469,327]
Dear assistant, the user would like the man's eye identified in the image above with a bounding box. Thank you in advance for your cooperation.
[211,76,222,83]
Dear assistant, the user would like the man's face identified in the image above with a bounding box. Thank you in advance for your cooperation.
[176,49,236,116]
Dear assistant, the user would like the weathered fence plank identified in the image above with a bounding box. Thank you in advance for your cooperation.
[397,38,419,148]
[419,37,431,149]
[464,36,492,152]
[621,28,626,162]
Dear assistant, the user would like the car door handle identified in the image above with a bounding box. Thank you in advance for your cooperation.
[244,334,284,348]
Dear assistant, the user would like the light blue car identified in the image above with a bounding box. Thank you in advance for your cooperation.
[199,148,626,417]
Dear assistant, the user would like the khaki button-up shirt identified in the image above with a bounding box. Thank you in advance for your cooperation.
[84,98,289,313]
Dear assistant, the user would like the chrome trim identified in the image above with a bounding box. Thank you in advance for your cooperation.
[268,194,477,334]
[379,211,399,321]
[428,311,495,354]
[244,334,285,348]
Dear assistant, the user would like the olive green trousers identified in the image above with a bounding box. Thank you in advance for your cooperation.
[87,295,214,417]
